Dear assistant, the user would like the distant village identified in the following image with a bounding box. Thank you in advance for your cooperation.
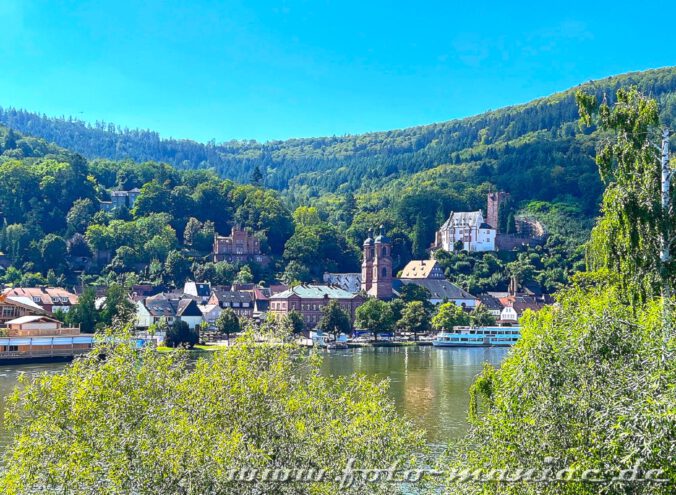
[0,192,551,356]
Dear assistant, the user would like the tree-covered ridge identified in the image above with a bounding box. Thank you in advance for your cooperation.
[1,68,674,207]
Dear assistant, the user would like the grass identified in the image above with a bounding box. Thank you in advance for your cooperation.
[156,344,223,353]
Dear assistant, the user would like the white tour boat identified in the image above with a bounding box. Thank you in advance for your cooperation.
[432,326,521,347]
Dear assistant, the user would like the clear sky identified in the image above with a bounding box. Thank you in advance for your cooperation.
[1,0,674,142]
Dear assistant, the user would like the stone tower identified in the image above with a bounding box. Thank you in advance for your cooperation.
[486,191,510,231]
[360,229,374,294]
[361,225,393,299]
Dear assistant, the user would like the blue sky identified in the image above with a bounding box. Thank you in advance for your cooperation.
[1,0,674,142]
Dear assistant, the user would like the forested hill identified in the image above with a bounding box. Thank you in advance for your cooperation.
[1,67,675,214]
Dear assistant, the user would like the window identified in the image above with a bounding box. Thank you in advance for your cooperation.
[381,267,387,277]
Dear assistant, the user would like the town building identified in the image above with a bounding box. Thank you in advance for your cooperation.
[435,210,496,253]
[269,285,365,329]
[399,260,445,279]
[361,226,393,299]
[0,294,46,327]
[207,289,254,319]
[142,294,204,329]
[99,188,141,212]
[183,281,212,303]
[2,287,79,314]
[395,279,477,308]
[477,293,503,318]
[213,226,269,265]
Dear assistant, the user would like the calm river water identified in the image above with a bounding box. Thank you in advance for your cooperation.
[0,345,508,450]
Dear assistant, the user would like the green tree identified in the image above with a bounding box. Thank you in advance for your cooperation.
[101,283,135,325]
[431,302,469,330]
[0,329,425,494]
[250,164,263,186]
[215,308,240,342]
[355,298,395,341]
[234,265,253,284]
[39,234,67,272]
[285,310,306,336]
[164,250,191,285]
[317,300,352,340]
[578,87,674,303]
[397,301,430,341]
[470,303,497,327]
[442,285,675,495]
[165,319,199,348]
[66,287,98,333]
[66,198,96,234]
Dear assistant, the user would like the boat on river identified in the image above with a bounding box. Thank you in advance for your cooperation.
[432,326,521,347]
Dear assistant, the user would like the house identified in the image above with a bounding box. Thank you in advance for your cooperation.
[477,294,503,318]
[135,300,153,329]
[213,226,269,265]
[2,287,79,314]
[497,294,546,323]
[399,260,445,279]
[143,294,204,330]
[99,188,141,212]
[269,284,365,329]
[208,289,254,318]
[396,279,477,308]
[323,273,362,293]
[183,281,212,303]
[435,210,496,253]
[0,295,46,327]
[199,304,222,326]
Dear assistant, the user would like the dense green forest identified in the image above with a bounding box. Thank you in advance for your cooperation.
[1,68,674,212]
[1,68,674,293]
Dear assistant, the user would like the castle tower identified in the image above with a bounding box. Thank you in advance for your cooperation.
[360,229,374,293]
[487,191,510,231]
[368,225,393,299]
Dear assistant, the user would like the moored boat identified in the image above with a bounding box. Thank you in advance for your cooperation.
[432,326,521,347]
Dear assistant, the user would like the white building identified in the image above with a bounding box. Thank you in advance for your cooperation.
[435,210,496,252]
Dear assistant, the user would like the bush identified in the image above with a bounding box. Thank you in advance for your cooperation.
[164,319,199,348]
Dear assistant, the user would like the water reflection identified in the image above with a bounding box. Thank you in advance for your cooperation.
[320,346,508,446]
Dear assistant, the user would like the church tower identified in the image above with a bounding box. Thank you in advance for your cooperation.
[366,225,393,299]
[360,229,374,294]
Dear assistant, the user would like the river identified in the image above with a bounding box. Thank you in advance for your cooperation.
[0,345,508,451]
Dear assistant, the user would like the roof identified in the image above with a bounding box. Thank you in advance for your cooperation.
[3,287,78,306]
[6,315,60,325]
[477,293,503,311]
[270,284,360,300]
[183,281,212,298]
[177,299,202,317]
[398,279,476,301]
[4,296,46,312]
[211,289,253,304]
[440,211,486,230]
[322,273,362,293]
[399,260,444,279]
[500,295,546,315]
[145,298,178,317]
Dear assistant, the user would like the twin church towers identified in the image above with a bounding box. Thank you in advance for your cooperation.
[361,226,393,299]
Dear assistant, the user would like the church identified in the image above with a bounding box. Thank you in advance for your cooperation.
[360,226,393,299]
